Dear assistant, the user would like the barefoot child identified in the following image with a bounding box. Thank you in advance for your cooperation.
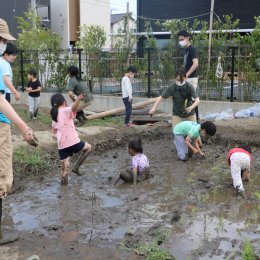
[173,121,216,161]
[228,145,252,199]
[50,93,91,185]
[114,139,150,185]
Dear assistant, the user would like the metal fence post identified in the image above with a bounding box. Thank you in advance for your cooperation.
[77,48,82,79]
[20,50,25,92]
[147,47,151,98]
[230,46,238,102]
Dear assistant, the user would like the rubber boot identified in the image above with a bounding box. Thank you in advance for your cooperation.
[29,112,34,121]
[33,109,39,119]
[78,110,87,121]
[0,199,20,245]
[72,150,91,175]
[76,114,84,126]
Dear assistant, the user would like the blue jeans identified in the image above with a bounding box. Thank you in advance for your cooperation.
[123,97,132,125]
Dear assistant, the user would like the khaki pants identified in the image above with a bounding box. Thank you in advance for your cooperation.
[70,94,93,112]
[186,77,198,91]
[0,123,13,199]
[172,114,196,129]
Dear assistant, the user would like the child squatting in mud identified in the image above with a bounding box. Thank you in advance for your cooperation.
[113,139,150,185]
[173,121,216,161]
[228,145,252,199]
[51,93,91,185]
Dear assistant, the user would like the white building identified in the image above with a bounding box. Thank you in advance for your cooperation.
[51,0,110,49]
[111,13,136,49]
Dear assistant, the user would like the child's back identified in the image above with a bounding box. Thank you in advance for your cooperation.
[131,152,149,173]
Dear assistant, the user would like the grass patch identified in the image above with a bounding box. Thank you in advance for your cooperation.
[16,108,51,126]
[134,242,174,260]
[13,146,58,178]
[85,116,124,126]
[242,240,256,260]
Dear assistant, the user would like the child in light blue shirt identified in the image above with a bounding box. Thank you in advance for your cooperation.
[173,121,216,161]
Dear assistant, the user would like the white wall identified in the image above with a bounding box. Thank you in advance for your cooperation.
[111,18,137,49]
[79,0,111,48]
[50,0,70,49]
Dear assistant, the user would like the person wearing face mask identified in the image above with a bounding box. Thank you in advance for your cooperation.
[121,66,137,126]
[0,18,38,245]
[149,68,200,128]
[177,30,200,123]
[0,43,20,102]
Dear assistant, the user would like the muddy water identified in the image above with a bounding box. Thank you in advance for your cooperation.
[3,138,260,259]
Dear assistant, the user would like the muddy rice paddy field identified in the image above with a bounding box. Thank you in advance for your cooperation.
[1,112,260,260]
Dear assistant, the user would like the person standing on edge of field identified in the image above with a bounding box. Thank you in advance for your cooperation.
[0,18,37,245]
[177,30,200,123]
[122,66,137,127]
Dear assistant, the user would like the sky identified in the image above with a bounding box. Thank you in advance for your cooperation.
[110,0,137,17]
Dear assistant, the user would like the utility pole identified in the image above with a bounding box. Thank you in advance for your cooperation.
[31,0,37,29]
[206,0,215,100]
[207,0,215,71]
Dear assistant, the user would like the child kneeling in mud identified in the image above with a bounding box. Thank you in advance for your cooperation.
[113,139,150,185]
[51,93,91,185]
[173,121,216,161]
[228,145,252,199]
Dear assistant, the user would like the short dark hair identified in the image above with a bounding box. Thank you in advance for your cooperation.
[238,145,252,154]
[28,69,37,78]
[175,68,186,81]
[128,139,143,153]
[201,121,216,136]
[3,42,17,56]
[177,30,190,39]
[126,66,137,74]
[67,65,80,81]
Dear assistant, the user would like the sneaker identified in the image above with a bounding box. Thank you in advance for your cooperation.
[33,117,38,120]
[126,122,135,127]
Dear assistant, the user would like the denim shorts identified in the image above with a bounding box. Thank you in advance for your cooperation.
[58,141,85,160]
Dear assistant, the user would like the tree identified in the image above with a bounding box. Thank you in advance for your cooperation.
[77,25,107,94]
[16,12,62,88]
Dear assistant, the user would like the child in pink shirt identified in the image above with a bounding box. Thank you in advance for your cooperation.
[51,93,91,185]
[113,139,150,185]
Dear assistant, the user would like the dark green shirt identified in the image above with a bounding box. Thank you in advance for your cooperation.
[67,77,93,103]
[161,82,198,117]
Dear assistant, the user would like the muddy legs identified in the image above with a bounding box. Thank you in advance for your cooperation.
[72,149,91,176]
[61,158,69,185]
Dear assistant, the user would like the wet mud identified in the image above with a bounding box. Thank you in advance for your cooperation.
[1,122,260,259]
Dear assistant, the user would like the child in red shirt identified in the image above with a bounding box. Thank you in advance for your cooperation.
[227,145,251,199]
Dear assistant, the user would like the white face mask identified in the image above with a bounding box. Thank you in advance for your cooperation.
[176,80,186,86]
[0,42,7,55]
[179,40,186,48]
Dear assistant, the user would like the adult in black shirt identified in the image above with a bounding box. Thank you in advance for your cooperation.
[26,69,42,120]
[178,30,199,122]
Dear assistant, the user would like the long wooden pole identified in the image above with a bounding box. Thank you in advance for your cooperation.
[86,98,157,120]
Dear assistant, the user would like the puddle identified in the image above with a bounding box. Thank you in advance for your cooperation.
[101,196,124,208]
[4,138,260,259]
